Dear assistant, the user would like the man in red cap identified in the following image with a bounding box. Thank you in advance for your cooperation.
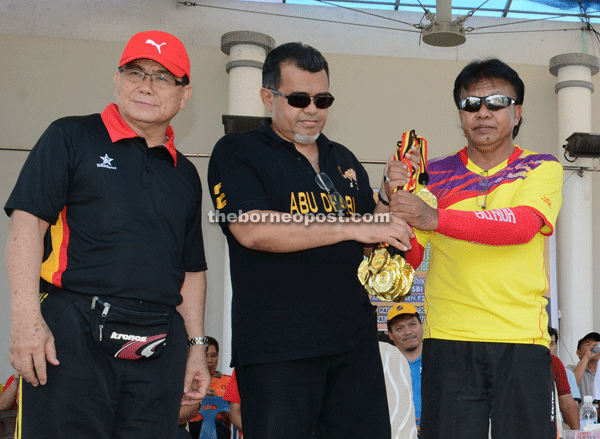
[4,30,210,438]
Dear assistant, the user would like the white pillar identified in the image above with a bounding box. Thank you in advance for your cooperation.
[221,31,275,117]
[549,53,599,364]
[219,31,275,373]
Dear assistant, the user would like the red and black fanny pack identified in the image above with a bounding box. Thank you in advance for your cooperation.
[89,296,170,360]
[40,281,172,361]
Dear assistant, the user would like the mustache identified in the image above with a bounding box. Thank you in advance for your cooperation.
[299,117,321,122]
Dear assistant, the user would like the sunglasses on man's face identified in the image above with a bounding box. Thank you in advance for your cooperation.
[269,89,335,109]
[458,95,515,113]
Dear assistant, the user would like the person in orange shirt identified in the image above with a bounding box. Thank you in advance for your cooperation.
[184,337,231,439]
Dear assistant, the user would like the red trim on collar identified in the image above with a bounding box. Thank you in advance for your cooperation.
[507,146,523,163]
[100,103,178,167]
[459,145,523,167]
[459,147,469,166]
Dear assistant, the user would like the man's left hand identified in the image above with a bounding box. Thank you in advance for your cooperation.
[181,346,211,406]
[390,190,439,231]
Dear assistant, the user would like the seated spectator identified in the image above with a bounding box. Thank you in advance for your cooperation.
[188,337,231,439]
[548,327,580,430]
[223,369,242,436]
[567,332,600,404]
[548,327,580,402]
[386,303,422,434]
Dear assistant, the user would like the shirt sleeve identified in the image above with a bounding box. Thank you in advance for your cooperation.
[566,369,581,401]
[436,206,543,245]
[353,162,376,215]
[406,235,424,268]
[4,122,72,223]
[223,369,241,404]
[181,165,207,272]
[207,135,270,229]
[510,159,563,236]
[551,355,571,396]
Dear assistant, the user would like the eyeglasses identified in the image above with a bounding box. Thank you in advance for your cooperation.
[119,66,185,89]
[477,171,488,209]
[269,89,335,109]
[459,95,515,113]
[315,172,347,214]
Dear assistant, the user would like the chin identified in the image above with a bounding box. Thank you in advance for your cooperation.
[294,133,320,145]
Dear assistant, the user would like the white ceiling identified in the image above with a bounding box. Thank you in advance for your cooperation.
[1,0,596,66]
[234,0,600,22]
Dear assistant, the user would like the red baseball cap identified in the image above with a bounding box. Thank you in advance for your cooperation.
[119,31,191,80]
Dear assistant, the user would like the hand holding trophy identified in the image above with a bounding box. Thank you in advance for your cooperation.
[358,130,436,302]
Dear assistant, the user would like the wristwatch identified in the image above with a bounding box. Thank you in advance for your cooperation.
[187,336,209,348]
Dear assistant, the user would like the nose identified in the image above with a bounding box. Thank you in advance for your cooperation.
[138,73,157,91]
[303,99,319,114]
[475,103,493,117]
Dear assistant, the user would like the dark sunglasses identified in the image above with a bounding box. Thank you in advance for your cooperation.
[269,89,335,109]
[458,95,515,113]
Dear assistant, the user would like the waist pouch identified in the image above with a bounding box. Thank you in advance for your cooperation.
[89,296,170,360]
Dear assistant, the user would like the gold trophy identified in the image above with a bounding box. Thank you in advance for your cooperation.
[358,130,436,302]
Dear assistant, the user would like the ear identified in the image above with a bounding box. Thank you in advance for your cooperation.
[179,85,193,110]
[260,87,273,112]
[513,104,523,128]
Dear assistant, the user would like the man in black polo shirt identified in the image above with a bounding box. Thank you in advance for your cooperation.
[5,31,210,439]
[208,42,418,439]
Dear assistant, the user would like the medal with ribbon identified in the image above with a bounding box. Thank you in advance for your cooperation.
[398,129,438,209]
[358,129,436,302]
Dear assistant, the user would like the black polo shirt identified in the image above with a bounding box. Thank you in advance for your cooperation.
[208,125,377,367]
[5,104,207,306]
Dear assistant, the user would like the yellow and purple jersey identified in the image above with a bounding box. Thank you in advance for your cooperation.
[417,146,563,346]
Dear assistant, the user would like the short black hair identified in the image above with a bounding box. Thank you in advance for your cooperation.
[180,75,190,86]
[548,326,557,340]
[206,336,219,353]
[453,58,524,138]
[262,42,329,90]
[577,332,600,351]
